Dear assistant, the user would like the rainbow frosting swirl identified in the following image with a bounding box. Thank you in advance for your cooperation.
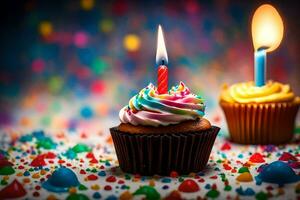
[119,82,205,126]
[220,81,299,103]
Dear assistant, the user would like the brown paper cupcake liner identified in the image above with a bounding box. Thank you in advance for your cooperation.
[220,101,300,145]
[110,126,220,176]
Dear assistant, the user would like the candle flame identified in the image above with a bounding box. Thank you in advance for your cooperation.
[156,25,168,65]
[252,4,284,52]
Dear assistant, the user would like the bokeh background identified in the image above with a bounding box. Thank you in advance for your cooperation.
[1,0,300,133]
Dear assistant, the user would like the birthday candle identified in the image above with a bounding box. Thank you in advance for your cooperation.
[252,4,284,87]
[156,25,168,94]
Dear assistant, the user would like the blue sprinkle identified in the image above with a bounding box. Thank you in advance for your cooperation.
[161,178,171,183]
[236,187,255,196]
[238,154,244,158]
[121,185,127,190]
[205,184,211,189]
[105,195,117,200]
[93,192,101,199]
[197,171,205,176]
[162,185,169,190]
[32,130,45,140]
[23,171,30,176]
[98,171,106,176]
[19,135,33,142]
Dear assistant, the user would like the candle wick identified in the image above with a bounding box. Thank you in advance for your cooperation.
[161,60,165,65]
[258,46,269,51]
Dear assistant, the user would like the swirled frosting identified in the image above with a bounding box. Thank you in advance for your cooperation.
[119,82,205,126]
[220,81,299,103]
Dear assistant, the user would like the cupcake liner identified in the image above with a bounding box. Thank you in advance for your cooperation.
[110,126,220,176]
[220,101,300,145]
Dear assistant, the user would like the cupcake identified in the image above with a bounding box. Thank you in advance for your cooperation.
[110,82,220,175]
[220,81,300,144]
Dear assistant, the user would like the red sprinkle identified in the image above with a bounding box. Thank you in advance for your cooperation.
[212,183,217,190]
[104,185,112,191]
[223,164,232,170]
[278,152,298,161]
[86,152,95,159]
[106,175,117,182]
[87,174,98,181]
[30,155,46,167]
[198,178,205,183]
[249,153,265,163]
[221,142,231,151]
[44,152,56,159]
[35,186,41,190]
[58,159,65,164]
[89,158,98,164]
[0,180,27,199]
[80,169,86,174]
[170,171,179,178]
[118,180,125,184]
[164,190,182,200]
[33,191,40,197]
[178,179,200,193]
[210,175,218,179]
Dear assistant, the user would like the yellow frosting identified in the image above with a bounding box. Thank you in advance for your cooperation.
[220,81,300,103]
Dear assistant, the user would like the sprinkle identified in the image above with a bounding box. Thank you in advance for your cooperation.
[178,179,200,193]
[106,175,117,182]
[104,185,112,191]
[87,174,98,181]
[93,192,101,199]
[119,191,132,200]
[221,142,231,151]
[249,153,265,163]
[236,172,253,182]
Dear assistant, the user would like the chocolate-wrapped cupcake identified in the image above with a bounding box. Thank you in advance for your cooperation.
[110,82,220,175]
[220,81,300,145]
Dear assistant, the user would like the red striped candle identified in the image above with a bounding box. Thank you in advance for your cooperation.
[157,65,168,94]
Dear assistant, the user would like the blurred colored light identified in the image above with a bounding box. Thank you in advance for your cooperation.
[123,34,141,52]
[74,32,89,48]
[48,76,64,93]
[39,21,53,37]
[31,59,45,73]
[99,19,114,33]
[96,103,108,116]
[80,0,94,11]
[90,80,105,94]
[92,58,108,75]
[80,106,94,119]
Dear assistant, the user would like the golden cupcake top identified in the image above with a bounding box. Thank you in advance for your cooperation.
[220,81,300,104]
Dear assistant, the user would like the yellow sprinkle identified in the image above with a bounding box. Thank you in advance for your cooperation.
[277,188,284,196]
[16,172,23,177]
[123,34,141,52]
[91,184,100,190]
[120,191,133,200]
[32,173,40,179]
[47,194,58,200]
[149,179,155,187]
[69,187,77,194]
[40,169,47,175]
[236,172,253,182]
[3,176,9,180]
[23,178,31,183]
[132,178,139,182]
